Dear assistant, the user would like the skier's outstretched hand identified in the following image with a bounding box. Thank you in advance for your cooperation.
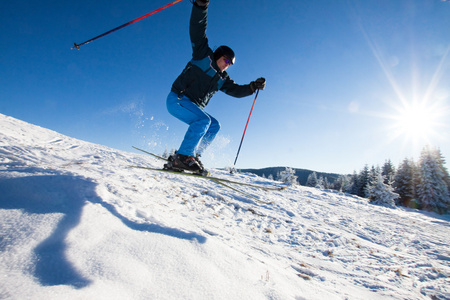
[250,78,266,92]
[195,0,209,7]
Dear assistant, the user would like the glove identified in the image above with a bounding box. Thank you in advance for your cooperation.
[195,0,209,7]
[250,77,266,92]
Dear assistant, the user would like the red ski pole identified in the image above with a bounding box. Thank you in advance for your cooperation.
[231,89,260,173]
[72,0,184,50]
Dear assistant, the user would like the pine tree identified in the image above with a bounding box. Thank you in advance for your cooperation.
[393,158,416,207]
[278,167,298,186]
[348,172,359,195]
[416,146,450,214]
[382,160,396,185]
[366,172,399,207]
[356,165,370,198]
[323,177,330,189]
[334,175,352,193]
[317,176,325,189]
[365,165,379,198]
[306,172,318,187]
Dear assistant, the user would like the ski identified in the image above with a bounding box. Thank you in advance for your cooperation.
[133,146,168,161]
[212,179,274,204]
[130,165,285,191]
[130,165,274,204]
[132,146,287,192]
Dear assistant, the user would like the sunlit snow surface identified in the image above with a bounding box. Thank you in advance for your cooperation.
[0,113,449,300]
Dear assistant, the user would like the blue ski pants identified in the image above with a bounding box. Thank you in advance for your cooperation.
[166,92,220,157]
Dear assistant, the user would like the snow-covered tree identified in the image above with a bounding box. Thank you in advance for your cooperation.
[416,146,450,214]
[369,165,379,180]
[393,158,416,206]
[364,166,381,198]
[306,172,318,187]
[323,177,330,189]
[317,176,325,189]
[278,167,298,186]
[353,165,370,197]
[366,173,399,207]
[333,175,352,192]
[307,172,323,188]
[382,160,396,184]
[347,172,359,195]
[365,166,380,198]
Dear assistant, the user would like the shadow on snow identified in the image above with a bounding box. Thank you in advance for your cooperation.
[0,171,206,289]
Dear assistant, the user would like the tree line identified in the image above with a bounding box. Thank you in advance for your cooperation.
[278,145,450,215]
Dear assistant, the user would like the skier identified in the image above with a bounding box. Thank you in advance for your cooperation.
[165,0,266,173]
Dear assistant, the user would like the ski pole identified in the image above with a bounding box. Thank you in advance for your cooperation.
[72,0,184,50]
[231,89,260,172]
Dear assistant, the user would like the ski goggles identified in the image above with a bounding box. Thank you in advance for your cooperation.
[224,57,234,66]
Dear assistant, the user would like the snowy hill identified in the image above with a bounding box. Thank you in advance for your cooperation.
[0,113,449,300]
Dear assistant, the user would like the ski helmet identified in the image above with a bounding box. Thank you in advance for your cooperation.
[213,45,235,64]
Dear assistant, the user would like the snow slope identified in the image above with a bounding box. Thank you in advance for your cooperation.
[0,113,449,300]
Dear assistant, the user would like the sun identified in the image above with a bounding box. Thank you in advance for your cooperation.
[390,101,440,144]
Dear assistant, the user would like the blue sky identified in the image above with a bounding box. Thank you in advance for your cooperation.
[1,0,449,174]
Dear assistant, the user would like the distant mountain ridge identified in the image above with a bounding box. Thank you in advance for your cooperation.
[238,167,343,186]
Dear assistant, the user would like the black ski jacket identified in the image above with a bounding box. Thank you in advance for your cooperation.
[171,4,253,108]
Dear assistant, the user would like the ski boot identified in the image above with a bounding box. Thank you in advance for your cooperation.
[164,154,208,176]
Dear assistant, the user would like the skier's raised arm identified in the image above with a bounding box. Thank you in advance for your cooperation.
[190,0,210,60]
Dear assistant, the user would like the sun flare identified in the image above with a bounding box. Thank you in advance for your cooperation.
[391,101,440,144]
